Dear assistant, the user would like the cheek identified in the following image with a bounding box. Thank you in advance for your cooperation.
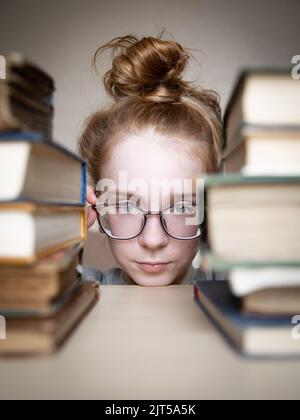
[170,239,198,259]
[108,237,199,264]
[108,239,135,261]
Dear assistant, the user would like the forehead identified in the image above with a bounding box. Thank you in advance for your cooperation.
[102,129,202,184]
[99,131,202,210]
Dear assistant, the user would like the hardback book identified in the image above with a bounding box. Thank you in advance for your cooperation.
[0,277,83,317]
[223,69,300,176]
[0,203,86,264]
[0,52,55,137]
[222,126,300,176]
[0,243,84,313]
[0,282,100,356]
[229,266,300,316]
[223,68,300,151]
[238,287,300,317]
[200,174,300,264]
[0,137,86,205]
[194,280,300,357]
[199,253,300,316]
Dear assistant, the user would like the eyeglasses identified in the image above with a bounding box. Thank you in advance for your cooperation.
[92,200,201,240]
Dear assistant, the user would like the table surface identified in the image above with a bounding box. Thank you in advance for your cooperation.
[0,285,300,400]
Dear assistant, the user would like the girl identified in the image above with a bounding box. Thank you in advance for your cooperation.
[78,33,222,286]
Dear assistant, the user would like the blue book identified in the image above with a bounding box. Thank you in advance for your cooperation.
[0,134,86,206]
[0,131,46,141]
[194,280,300,358]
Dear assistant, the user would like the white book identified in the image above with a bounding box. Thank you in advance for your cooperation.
[229,267,300,297]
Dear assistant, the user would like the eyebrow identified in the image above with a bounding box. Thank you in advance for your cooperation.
[109,189,197,198]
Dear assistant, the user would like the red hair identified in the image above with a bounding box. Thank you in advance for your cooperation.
[78,31,223,184]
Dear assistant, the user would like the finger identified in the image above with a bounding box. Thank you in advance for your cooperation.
[86,185,97,205]
[86,206,98,229]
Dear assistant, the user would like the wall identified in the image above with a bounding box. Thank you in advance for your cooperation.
[1,0,299,269]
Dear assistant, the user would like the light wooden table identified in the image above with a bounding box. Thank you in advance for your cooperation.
[0,285,300,400]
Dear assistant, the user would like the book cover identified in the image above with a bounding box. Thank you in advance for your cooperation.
[194,281,300,358]
[0,137,87,206]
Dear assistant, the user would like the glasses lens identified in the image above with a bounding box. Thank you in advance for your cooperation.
[162,202,200,239]
[97,201,144,239]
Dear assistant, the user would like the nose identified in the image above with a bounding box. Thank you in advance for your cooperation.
[138,214,169,249]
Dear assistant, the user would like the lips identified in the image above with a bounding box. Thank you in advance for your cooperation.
[137,262,170,273]
[140,261,169,265]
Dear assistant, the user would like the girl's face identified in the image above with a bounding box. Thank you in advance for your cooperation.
[100,127,202,286]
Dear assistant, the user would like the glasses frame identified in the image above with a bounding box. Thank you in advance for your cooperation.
[92,202,201,241]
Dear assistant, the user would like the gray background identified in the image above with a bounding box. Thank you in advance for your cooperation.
[1,0,299,270]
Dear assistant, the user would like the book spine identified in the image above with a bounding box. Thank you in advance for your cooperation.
[81,161,87,205]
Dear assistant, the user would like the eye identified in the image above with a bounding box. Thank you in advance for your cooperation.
[118,200,140,214]
[173,202,196,215]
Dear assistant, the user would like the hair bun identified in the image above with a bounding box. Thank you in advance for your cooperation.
[94,34,191,103]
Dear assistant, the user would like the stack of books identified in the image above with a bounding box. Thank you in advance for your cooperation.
[222,69,300,175]
[194,69,300,358]
[0,52,55,138]
[0,56,99,356]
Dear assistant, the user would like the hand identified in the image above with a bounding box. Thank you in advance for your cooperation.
[86,185,98,230]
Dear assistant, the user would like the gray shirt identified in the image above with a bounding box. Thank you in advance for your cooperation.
[79,264,200,285]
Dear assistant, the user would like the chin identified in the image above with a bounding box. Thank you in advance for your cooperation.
[132,274,174,287]
[120,261,180,287]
